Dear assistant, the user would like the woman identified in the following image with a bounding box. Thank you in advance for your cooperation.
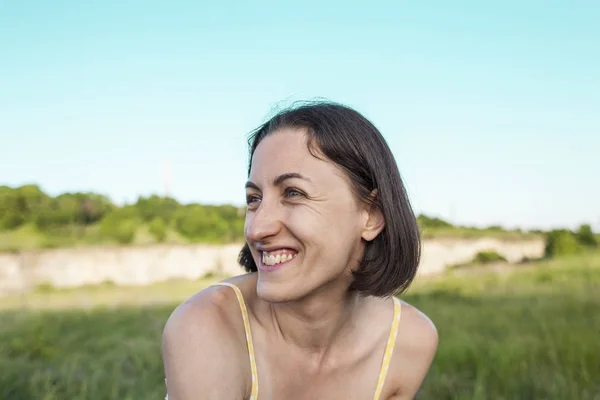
[162,101,438,399]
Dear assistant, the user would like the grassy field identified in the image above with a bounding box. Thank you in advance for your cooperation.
[1,252,599,399]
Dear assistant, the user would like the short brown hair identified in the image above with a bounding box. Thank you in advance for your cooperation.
[238,101,421,297]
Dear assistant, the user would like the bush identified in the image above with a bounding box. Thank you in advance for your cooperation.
[545,230,581,258]
[34,207,74,231]
[417,214,453,228]
[449,250,507,269]
[112,219,137,244]
[576,224,597,247]
[100,209,138,245]
[474,251,506,264]
[148,217,167,243]
[0,211,25,230]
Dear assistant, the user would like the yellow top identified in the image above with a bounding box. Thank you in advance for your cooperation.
[211,282,402,400]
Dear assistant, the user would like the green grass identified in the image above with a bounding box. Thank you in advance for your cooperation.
[1,252,599,399]
[410,251,600,399]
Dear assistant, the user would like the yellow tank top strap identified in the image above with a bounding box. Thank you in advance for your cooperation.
[372,296,402,400]
[211,282,259,400]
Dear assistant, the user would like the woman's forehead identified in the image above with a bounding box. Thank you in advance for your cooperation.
[252,130,321,172]
[249,130,345,186]
[253,128,309,155]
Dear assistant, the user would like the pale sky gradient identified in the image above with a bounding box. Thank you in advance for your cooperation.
[1,1,599,231]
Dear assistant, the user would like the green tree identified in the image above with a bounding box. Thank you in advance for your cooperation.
[33,193,113,232]
[173,204,230,242]
[135,195,179,223]
[77,193,114,224]
[0,185,50,229]
[576,224,597,247]
[544,229,581,258]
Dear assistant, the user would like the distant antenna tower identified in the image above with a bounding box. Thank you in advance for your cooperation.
[162,157,171,198]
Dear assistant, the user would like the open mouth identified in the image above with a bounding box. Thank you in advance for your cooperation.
[259,249,298,271]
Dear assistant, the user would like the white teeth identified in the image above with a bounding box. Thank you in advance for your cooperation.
[262,250,297,266]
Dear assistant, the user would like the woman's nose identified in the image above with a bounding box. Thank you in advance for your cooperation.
[245,200,283,242]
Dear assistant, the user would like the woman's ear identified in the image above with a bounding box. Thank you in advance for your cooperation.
[361,190,385,241]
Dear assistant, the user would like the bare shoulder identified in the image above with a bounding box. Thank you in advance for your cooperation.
[162,276,254,400]
[388,299,438,399]
[396,299,439,358]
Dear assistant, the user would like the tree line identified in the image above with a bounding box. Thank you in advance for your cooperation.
[0,184,245,246]
[0,184,597,256]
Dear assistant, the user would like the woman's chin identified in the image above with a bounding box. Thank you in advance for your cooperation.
[255,280,300,304]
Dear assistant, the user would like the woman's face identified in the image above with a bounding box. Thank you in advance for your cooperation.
[244,128,374,302]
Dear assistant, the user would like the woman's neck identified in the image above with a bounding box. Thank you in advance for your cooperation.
[266,280,368,360]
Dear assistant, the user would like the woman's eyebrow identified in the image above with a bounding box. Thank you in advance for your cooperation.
[272,172,311,186]
[245,172,312,190]
[244,181,260,191]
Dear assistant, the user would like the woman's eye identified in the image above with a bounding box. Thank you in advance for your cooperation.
[285,188,303,198]
[246,195,261,205]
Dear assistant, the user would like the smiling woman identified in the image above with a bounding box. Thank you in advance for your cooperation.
[161,101,438,400]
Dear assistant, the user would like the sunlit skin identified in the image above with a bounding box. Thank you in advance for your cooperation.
[162,128,438,400]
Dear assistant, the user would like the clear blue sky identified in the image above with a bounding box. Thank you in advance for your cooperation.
[1,1,599,231]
